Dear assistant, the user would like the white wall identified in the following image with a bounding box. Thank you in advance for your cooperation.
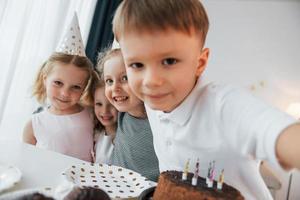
[201,0,300,199]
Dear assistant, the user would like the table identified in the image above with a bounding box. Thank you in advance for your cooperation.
[0,140,84,195]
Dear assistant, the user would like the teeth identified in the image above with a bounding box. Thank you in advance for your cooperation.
[113,96,128,102]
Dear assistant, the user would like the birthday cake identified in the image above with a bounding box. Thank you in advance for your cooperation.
[153,171,244,200]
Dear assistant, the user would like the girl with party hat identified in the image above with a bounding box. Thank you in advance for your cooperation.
[23,13,97,162]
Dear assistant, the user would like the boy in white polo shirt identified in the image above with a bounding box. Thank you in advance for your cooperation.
[112,0,300,199]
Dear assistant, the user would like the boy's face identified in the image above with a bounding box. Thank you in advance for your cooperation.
[103,55,143,113]
[119,29,209,112]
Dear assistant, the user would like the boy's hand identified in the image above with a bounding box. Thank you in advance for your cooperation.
[276,123,300,170]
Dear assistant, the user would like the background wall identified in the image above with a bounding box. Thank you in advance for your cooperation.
[0,1,96,141]
[201,0,300,199]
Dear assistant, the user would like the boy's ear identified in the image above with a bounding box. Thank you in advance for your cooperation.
[196,48,210,77]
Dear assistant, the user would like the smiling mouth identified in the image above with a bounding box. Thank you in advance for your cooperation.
[113,96,128,102]
[146,93,169,99]
[56,98,70,103]
[101,116,113,120]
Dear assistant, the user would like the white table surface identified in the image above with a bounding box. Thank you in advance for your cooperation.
[0,140,85,195]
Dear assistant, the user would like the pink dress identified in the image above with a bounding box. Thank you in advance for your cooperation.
[32,107,94,162]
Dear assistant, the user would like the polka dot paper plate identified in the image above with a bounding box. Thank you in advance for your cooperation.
[62,163,155,199]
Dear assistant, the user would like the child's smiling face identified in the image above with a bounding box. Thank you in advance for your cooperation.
[94,86,118,128]
[44,62,88,114]
[103,54,143,114]
[119,29,209,112]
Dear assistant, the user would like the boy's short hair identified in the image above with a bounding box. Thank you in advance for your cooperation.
[113,0,209,46]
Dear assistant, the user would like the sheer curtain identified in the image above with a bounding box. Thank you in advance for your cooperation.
[0,0,97,141]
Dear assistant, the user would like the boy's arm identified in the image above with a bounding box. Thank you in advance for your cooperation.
[276,123,300,170]
[23,120,37,145]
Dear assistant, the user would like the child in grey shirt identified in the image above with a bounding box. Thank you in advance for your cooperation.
[96,48,159,181]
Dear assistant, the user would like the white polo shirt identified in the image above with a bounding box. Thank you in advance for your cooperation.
[146,78,296,200]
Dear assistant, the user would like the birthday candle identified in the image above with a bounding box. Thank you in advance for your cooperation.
[210,161,216,181]
[192,158,200,186]
[194,158,199,178]
[217,169,225,190]
[206,162,211,184]
[182,158,190,180]
[219,169,224,183]
[207,162,211,178]
[207,161,215,188]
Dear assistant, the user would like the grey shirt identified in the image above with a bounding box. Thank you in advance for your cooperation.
[110,112,159,182]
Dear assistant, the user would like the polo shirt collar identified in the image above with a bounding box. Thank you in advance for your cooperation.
[156,77,205,126]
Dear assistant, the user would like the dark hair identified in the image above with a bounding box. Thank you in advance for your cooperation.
[91,73,106,132]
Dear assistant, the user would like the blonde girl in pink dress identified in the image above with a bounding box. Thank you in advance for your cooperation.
[23,52,97,162]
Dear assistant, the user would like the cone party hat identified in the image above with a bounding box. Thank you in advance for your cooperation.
[56,12,86,57]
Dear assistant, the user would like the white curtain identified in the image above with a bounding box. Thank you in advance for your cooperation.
[0,0,97,141]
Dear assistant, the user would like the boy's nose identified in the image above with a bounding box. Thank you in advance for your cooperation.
[143,68,163,87]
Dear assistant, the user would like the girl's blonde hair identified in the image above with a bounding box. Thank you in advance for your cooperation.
[96,47,122,79]
[32,52,96,106]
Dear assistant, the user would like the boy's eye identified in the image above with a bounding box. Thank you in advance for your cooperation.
[162,58,177,65]
[121,75,128,82]
[105,79,113,86]
[129,63,144,69]
[53,81,62,86]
